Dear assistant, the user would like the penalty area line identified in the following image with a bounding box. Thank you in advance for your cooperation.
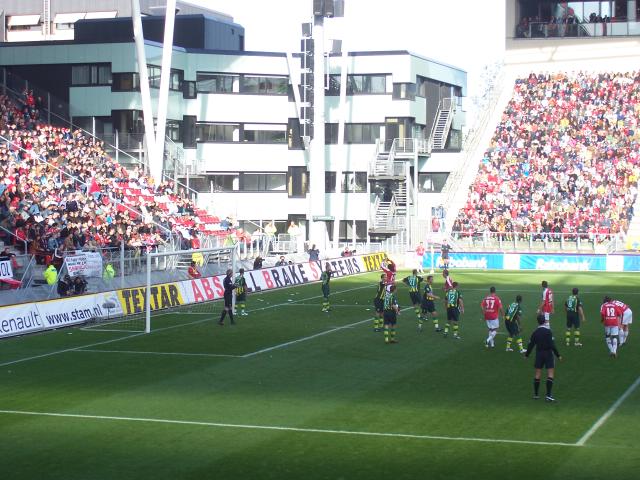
[0,409,578,448]
[576,375,640,446]
[75,349,242,359]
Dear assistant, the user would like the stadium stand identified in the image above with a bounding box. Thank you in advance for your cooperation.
[0,90,236,270]
[452,71,640,247]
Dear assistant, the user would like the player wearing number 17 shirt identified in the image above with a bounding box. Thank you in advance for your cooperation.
[538,280,554,325]
[601,296,621,358]
[481,286,503,348]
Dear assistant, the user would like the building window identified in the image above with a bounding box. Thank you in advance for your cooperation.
[416,76,428,97]
[240,75,288,95]
[325,123,339,144]
[341,172,367,193]
[208,174,239,192]
[418,173,449,193]
[112,73,139,91]
[166,120,182,142]
[339,220,367,241]
[325,171,336,193]
[196,123,239,142]
[197,73,238,93]
[71,64,112,86]
[242,124,286,144]
[345,124,383,144]
[147,65,183,91]
[240,173,287,192]
[393,83,416,100]
[183,81,197,99]
[327,74,387,95]
[445,129,462,150]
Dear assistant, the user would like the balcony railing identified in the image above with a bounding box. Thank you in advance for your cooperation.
[517,20,640,39]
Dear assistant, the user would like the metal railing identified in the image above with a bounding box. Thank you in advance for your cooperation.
[517,20,640,39]
[450,230,618,253]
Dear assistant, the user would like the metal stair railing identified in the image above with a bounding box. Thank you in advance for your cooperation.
[429,98,456,150]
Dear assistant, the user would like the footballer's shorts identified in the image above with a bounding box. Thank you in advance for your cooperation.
[374,298,384,313]
[421,299,436,314]
[446,306,460,322]
[383,310,397,326]
[236,292,246,302]
[505,319,520,337]
[322,285,330,298]
[566,312,580,329]
[485,318,499,330]
[622,308,633,325]
[534,350,555,369]
[409,292,421,305]
[605,325,620,337]
[223,293,233,308]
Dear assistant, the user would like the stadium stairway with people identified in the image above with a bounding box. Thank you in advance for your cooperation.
[451,71,640,249]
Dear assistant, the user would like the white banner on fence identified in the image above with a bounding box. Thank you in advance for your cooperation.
[66,252,103,278]
[0,260,14,280]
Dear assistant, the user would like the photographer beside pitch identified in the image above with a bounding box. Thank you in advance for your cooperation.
[525,314,562,402]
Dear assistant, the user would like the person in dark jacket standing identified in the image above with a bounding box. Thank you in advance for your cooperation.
[218,269,236,326]
[525,314,562,402]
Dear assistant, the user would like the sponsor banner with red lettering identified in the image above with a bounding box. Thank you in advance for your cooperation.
[179,255,378,304]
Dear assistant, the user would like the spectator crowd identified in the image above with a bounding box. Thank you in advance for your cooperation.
[453,71,640,243]
[0,90,235,271]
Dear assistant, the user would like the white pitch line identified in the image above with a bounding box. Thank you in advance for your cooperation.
[76,349,242,359]
[0,317,211,368]
[242,306,412,358]
[0,409,577,447]
[576,375,640,446]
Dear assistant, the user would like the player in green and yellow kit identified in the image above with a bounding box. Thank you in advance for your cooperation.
[321,263,333,312]
[421,275,442,332]
[402,269,424,331]
[444,282,464,339]
[565,287,585,347]
[383,285,400,344]
[234,268,249,315]
[373,274,386,332]
[504,295,526,353]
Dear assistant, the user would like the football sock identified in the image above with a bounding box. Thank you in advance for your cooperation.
[516,338,524,351]
[444,323,450,334]
[219,311,226,323]
[391,329,397,341]
[611,336,618,354]
[574,329,580,344]
[534,378,540,396]
[565,329,571,345]
[414,307,421,318]
[453,324,459,336]
[606,335,613,353]
[433,318,439,329]
[546,377,554,396]
[384,326,390,343]
[505,337,513,349]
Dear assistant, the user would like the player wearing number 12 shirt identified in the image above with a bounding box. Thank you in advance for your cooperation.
[481,286,503,348]
[601,296,621,358]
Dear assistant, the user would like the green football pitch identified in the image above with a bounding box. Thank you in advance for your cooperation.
[1,270,639,480]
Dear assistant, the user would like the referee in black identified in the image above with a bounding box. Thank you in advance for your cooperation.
[525,314,562,402]
[218,269,236,326]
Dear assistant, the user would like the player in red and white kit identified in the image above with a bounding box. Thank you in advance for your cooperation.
[442,269,454,292]
[481,286,503,348]
[611,299,632,347]
[601,296,621,358]
[381,257,396,291]
[537,280,554,325]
